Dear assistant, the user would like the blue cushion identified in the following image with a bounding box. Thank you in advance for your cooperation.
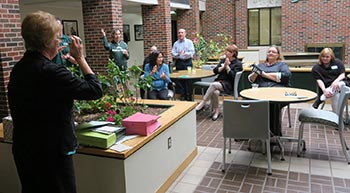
[298,108,338,127]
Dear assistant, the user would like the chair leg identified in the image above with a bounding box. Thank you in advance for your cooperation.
[276,136,285,161]
[297,123,305,157]
[287,104,292,128]
[229,138,232,154]
[222,137,227,172]
[266,139,272,175]
[338,127,350,164]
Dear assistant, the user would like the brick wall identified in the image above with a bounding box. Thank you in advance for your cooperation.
[201,0,237,45]
[281,0,350,65]
[0,0,24,119]
[142,0,173,63]
[82,0,123,74]
[176,0,200,41]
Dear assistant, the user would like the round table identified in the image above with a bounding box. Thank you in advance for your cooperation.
[240,87,317,136]
[170,69,215,100]
[240,87,317,103]
[170,69,215,79]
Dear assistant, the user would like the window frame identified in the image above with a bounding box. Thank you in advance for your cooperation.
[248,7,281,46]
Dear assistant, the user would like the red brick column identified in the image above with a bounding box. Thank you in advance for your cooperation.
[176,0,200,41]
[142,0,173,62]
[82,0,123,73]
[0,0,24,118]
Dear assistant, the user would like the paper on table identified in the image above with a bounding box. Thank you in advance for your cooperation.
[179,75,189,78]
[75,120,112,130]
[116,135,139,144]
[109,143,132,152]
[94,126,125,134]
[285,95,307,99]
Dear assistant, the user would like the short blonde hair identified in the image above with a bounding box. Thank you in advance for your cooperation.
[318,48,336,64]
[21,11,61,51]
[225,44,239,58]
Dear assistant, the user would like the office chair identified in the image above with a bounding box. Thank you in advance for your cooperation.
[222,99,272,175]
[297,86,350,164]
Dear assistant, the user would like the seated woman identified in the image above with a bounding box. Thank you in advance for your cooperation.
[248,45,291,136]
[144,51,171,100]
[195,44,243,121]
[311,48,348,112]
[248,46,291,88]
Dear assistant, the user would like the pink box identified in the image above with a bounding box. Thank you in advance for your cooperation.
[122,112,161,136]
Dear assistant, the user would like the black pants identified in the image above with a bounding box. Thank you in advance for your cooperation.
[175,59,192,100]
[147,89,169,100]
[13,150,76,193]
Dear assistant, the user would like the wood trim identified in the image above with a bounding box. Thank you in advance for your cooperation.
[156,147,198,193]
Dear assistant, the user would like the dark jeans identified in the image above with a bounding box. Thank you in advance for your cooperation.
[175,58,192,100]
[13,150,76,193]
[147,89,169,100]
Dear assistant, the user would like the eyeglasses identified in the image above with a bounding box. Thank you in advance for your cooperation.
[267,50,278,54]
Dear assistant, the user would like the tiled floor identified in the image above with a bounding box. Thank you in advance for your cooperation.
[166,102,350,193]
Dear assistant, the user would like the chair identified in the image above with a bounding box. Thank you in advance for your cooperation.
[220,70,243,100]
[222,100,272,175]
[167,81,176,100]
[192,65,217,100]
[297,86,350,164]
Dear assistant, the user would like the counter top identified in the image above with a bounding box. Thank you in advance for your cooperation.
[0,99,197,159]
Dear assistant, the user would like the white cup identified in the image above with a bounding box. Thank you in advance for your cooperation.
[251,83,259,89]
[187,66,192,73]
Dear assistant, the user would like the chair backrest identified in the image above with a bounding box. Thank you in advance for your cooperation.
[337,86,350,124]
[233,71,243,99]
[223,99,270,139]
[167,82,176,100]
[201,64,217,82]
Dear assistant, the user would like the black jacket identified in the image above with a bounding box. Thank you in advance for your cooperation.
[213,58,243,94]
[8,51,103,156]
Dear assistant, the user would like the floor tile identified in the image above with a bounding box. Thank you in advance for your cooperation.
[167,102,350,192]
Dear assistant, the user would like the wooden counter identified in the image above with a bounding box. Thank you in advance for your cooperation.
[0,99,198,193]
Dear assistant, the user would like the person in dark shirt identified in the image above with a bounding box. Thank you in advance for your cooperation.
[196,45,243,121]
[8,11,103,193]
[311,48,348,112]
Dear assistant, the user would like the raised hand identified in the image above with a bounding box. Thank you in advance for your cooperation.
[101,29,106,36]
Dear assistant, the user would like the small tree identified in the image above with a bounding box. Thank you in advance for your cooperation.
[74,59,153,125]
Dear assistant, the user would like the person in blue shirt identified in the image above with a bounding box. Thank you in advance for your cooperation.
[144,51,171,100]
[171,28,195,100]
[101,28,129,70]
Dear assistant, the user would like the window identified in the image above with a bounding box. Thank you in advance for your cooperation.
[305,43,345,62]
[248,7,281,46]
